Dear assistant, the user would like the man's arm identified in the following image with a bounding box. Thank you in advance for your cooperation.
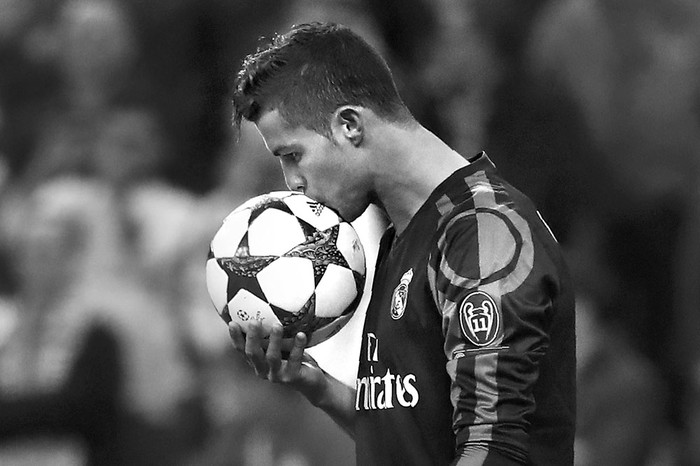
[228,321,357,437]
[301,363,357,438]
[428,199,556,464]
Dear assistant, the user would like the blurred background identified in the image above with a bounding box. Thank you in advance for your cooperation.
[0,0,699,465]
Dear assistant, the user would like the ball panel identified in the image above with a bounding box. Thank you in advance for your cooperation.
[248,208,305,256]
[205,257,230,314]
[336,222,366,276]
[227,288,281,334]
[284,224,349,285]
[314,264,358,318]
[257,257,314,312]
[270,296,328,338]
[218,253,277,281]
[283,193,340,231]
[221,263,271,313]
[211,209,250,257]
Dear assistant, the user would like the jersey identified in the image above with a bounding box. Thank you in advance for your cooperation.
[355,152,576,465]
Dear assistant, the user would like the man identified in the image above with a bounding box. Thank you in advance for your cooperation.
[228,22,575,465]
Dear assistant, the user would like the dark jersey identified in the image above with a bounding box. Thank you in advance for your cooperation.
[355,153,576,465]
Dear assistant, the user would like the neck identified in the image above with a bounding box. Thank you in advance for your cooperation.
[370,122,469,234]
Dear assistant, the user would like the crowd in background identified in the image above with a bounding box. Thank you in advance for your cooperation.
[0,0,699,465]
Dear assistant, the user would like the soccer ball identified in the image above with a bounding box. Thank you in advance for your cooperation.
[206,191,366,348]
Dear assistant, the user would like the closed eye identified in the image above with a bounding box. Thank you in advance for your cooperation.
[282,152,302,163]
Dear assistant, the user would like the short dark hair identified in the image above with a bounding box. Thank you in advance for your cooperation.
[232,22,412,137]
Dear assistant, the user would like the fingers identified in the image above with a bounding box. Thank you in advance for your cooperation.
[244,320,269,378]
[286,331,308,375]
[228,320,310,384]
[289,332,306,367]
[266,324,284,379]
[228,322,246,351]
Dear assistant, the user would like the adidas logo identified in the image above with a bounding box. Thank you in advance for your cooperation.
[307,201,325,216]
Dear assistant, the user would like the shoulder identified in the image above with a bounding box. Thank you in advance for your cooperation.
[434,185,530,282]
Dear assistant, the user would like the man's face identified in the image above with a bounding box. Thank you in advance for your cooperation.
[255,109,371,222]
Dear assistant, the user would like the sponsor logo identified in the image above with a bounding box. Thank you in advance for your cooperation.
[366,332,379,362]
[355,369,420,410]
[459,290,501,346]
[306,200,325,216]
[391,268,413,320]
[356,333,420,411]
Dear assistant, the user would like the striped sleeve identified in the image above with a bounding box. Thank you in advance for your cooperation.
[427,173,553,464]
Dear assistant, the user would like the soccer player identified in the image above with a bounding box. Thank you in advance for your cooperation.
[228,22,576,465]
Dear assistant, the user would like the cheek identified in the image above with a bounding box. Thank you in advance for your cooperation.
[320,154,353,186]
[332,184,371,222]
[304,158,337,190]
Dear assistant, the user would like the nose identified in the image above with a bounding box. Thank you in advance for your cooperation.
[281,163,305,193]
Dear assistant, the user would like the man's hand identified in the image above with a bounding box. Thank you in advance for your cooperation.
[228,320,358,437]
[228,321,326,403]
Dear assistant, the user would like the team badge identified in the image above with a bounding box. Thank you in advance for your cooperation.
[391,268,413,320]
[459,290,501,346]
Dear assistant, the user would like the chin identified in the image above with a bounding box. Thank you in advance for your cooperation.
[324,203,352,222]
[339,203,369,223]
[321,195,369,223]
[341,211,361,223]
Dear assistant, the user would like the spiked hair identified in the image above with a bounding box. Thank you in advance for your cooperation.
[232,22,413,137]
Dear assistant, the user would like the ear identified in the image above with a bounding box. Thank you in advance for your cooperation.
[331,106,364,147]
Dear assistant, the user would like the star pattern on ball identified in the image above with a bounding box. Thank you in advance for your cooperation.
[217,250,276,278]
[249,195,293,221]
[284,223,350,284]
[269,295,335,338]
[206,191,366,347]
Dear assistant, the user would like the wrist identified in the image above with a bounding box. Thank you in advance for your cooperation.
[296,363,330,407]
[293,365,356,437]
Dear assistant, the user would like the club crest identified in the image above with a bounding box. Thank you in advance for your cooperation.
[391,268,413,320]
[459,290,501,346]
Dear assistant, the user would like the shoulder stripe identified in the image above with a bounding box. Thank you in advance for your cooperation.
[448,352,501,444]
[436,193,455,217]
[466,171,534,296]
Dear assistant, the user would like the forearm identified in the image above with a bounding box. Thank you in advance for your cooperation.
[229,322,358,437]
[299,367,357,439]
